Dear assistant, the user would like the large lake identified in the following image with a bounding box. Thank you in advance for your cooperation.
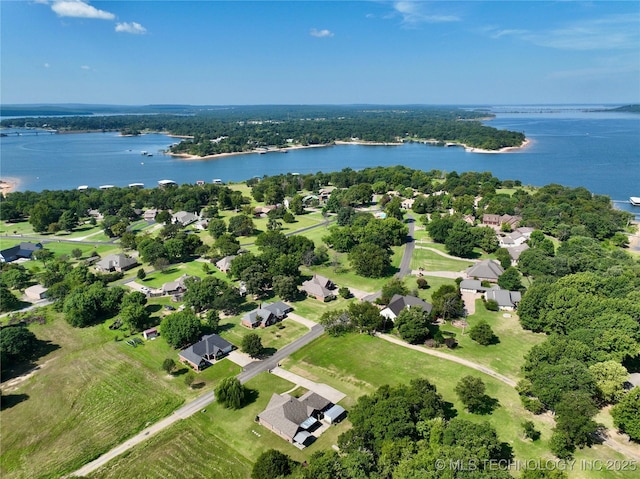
[1,109,639,217]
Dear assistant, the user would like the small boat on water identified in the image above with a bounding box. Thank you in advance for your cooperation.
[630,197,640,206]
[77,185,89,191]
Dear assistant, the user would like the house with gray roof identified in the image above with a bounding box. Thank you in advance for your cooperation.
[0,242,43,263]
[380,294,433,321]
[215,255,236,273]
[162,274,197,295]
[95,253,138,272]
[178,334,234,371]
[172,211,198,227]
[459,279,489,293]
[465,260,504,282]
[507,243,530,265]
[25,284,48,301]
[499,231,526,247]
[241,302,293,329]
[485,288,522,311]
[257,391,337,445]
[301,274,335,301]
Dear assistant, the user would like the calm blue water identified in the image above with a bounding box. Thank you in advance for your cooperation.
[1,110,638,216]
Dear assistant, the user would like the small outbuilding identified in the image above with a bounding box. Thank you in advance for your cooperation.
[25,284,48,301]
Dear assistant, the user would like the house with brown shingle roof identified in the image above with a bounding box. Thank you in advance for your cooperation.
[301,274,335,301]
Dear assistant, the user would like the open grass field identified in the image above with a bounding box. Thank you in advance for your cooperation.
[304,245,403,293]
[139,259,228,289]
[403,274,457,301]
[434,300,546,379]
[287,295,355,322]
[411,247,474,272]
[281,334,635,479]
[88,371,351,479]
[0,310,237,479]
[216,313,310,352]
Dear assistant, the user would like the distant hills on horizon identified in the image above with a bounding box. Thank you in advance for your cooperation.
[1,103,638,117]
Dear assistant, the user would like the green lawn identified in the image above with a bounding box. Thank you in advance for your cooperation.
[435,300,546,379]
[410,247,474,272]
[216,314,309,352]
[281,334,635,479]
[140,260,229,289]
[304,245,403,293]
[87,372,351,479]
[0,312,189,479]
[288,295,355,322]
[403,275,458,301]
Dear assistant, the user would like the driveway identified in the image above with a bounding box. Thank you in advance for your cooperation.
[270,366,346,404]
[461,291,481,316]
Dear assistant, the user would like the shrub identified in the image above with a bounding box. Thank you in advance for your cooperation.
[484,299,499,311]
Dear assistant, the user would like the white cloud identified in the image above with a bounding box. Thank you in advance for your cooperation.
[43,63,51,68]
[393,1,460,26]
[51,1,115,20]
[488,14,639,51]
[115,22,147,35]
[80,65,91,70]
[310,28,334,38]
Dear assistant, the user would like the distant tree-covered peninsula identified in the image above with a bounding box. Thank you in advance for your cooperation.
[0,105,526,152]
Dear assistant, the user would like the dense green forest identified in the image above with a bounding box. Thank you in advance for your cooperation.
[0,105,525,152]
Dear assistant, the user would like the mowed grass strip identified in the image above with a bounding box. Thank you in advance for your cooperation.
[410,247,474,272]
[89,372,351,479]
[0,315,184,479]
[282,333,554,463]
[88,420,252,479]
[304,245,404,293]
[437,300,547,379]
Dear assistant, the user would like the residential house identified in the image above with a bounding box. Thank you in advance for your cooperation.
[318,188,331,202]
[253,205,277,218]
[95,253,138,273]
[241,302,292,329]
[162,274,197,295]
[215,255,236,273]
[507,243,530,265]
[498,231,527,247]
[178,334,234,371]
[0,242,43,263]
[401,198,415,210]
[459,279,489,293]
[485,288,522,311]
[515,226,535,238]
[143,209,158,221]
[257,391,338,445]
[380,294,433,321]
[465,260,504,282]
[24,284,47,301]
[87,209,104,220]
[482,214,522,230]
[301,274,335,301]
[195,218,209,231]
[172,211,198,227]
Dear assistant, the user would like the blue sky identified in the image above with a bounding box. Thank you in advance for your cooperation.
[2,1,639,105]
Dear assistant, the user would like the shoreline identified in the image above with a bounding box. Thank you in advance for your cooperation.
[170,137,530,161]
[464,137,533,154]
[0,177,20,196]
[169,143,331,161]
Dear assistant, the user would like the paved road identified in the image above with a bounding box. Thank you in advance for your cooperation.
[396,215,416,279]
[68,323,325,478]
